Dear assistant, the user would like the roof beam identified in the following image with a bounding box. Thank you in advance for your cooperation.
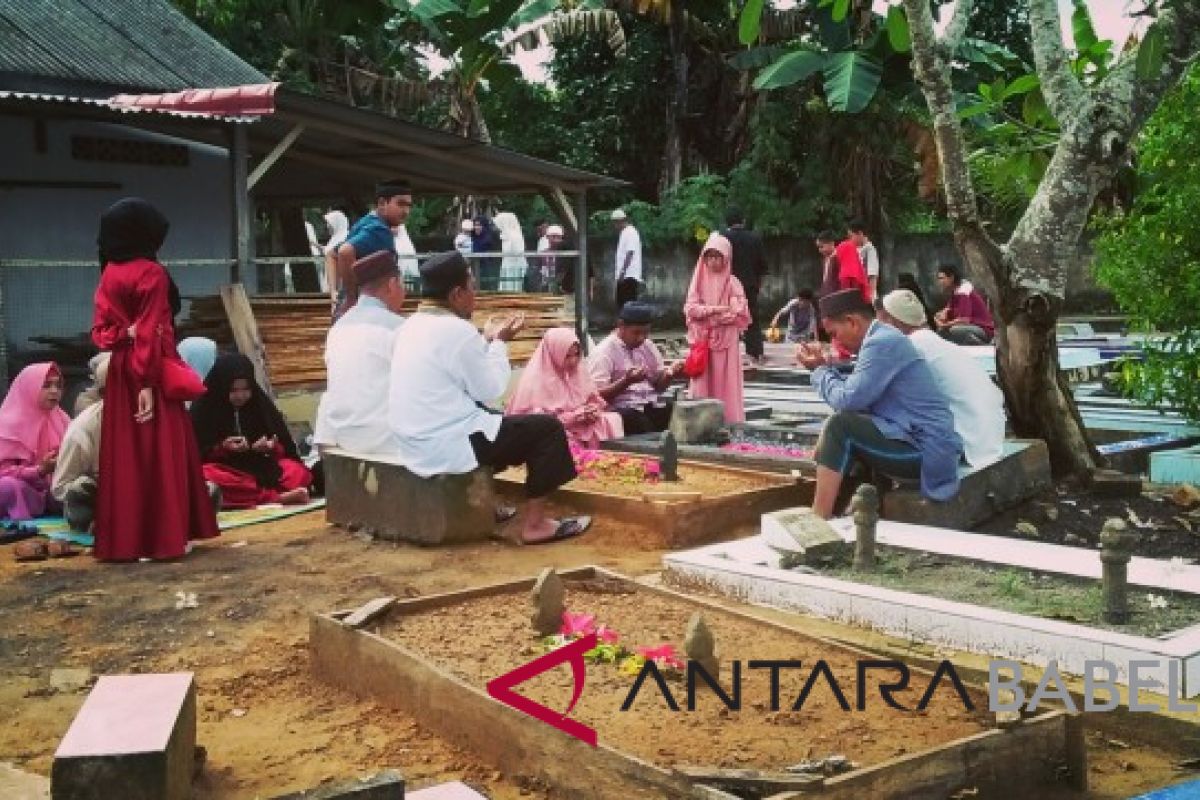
[248,123,305,189]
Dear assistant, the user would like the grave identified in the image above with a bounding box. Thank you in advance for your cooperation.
[603,431,1052,530]
[310,566,1084,800]
[52,673,196,800]
[492,455,810,549]
[1152,445,1200,486]
[664,518,1200,696]
[323,449,495,545]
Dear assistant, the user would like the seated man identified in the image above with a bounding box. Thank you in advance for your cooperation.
[933,264,995,346]
[314,250,406,454]
[389,251,588,545]
[51,353,109,532]
[587,302,685,435]
[878,290,1006,468]
[796,289,963,519]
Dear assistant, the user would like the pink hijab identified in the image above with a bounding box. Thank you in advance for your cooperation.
[0,362,70,464]
[507,327,603,415]
[685,233,741,351]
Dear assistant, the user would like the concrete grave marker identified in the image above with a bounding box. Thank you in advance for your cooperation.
[52,672,196,800]
[668,399,725,444]
[761,508,845,565]
[530,568,565,636]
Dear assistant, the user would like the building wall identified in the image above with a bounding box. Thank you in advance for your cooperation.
[0,115,241,354]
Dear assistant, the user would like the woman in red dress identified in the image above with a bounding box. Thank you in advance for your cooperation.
[92,198,219,561]
[190,354,312,509]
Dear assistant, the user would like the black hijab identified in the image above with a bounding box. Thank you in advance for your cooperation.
[190,354,298,487]
[97,197,181,317]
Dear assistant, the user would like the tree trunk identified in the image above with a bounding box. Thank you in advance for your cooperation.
[447,76,492,144]
[660,0,687,192]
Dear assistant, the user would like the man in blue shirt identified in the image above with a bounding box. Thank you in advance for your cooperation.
[333,179,413,318]
[797,289,963,518]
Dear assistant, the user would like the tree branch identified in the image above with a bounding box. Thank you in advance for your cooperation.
[1027,0,1086,122]
[1100,2,1200,133]
[939,0,974,55]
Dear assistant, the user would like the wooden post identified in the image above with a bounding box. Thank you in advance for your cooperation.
[229,125,253,286]
[219,283,273,397]
[575,191,589,353]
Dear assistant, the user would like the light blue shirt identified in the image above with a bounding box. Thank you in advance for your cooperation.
[812,320,963,501]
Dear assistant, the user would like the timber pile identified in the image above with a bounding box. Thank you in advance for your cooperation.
[180,292,570,391]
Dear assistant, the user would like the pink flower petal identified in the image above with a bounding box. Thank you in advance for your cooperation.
[560,610,597,637]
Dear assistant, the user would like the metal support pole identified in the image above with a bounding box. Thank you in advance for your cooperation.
[229,125,253,285]
[574,191,589,353]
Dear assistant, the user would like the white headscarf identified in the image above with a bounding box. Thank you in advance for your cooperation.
[323,210,349,254]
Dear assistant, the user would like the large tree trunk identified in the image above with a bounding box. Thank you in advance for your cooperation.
[447,76,492,144]
[660,0,687,192]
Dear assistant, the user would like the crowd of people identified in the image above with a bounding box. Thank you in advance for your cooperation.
[0,186,1008,560]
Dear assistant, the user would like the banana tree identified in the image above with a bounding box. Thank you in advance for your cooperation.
[397,0,624,143]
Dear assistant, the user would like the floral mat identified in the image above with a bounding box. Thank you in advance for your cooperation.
[10,498,327,548]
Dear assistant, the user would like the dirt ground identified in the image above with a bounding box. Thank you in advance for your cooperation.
[0,506,1197,799]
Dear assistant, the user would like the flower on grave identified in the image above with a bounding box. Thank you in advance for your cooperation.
[597,624,620,645]
[1147,593,1169,610]
[618,654,646,677]
[560,610,597,638]
[636,643,684,671]
[644,461,662,481]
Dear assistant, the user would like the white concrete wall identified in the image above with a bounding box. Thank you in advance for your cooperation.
[0,115,242,351]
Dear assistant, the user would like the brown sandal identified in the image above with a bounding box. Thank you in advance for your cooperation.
[46,541,81,558]
[14,540,48,562]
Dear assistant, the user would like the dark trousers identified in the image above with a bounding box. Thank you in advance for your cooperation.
[743,283,763,359]
[616,403,674,436]
[470,414,576,499]
[615,278,640,312]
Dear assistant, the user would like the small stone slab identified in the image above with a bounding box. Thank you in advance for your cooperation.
[684,613,718,679]
[52,673,196,800]
[530,568,565,637]
[668,399,726,444]
[761,508,845,563]
[406,782,488,800]
[49,668,92,694]
[269,770,404,799]
[342,597,396,629]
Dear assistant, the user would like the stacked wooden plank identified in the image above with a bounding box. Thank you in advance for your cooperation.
[180,292,571,392]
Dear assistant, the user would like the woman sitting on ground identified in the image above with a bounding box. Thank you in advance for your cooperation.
[507,327,624,449]
[0,362,69,520]
[191,354,312,509]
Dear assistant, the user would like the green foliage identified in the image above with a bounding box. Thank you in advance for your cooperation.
[1093,66,1200,422]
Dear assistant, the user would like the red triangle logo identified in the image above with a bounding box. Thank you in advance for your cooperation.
[486,632,598,746]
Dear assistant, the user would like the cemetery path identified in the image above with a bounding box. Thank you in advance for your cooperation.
[0,508,1193,798]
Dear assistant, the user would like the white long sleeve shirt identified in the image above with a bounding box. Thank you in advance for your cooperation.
[389,309,510,476]
[51,401,102,501]
[314,296,405,454]
[908,328,1006,467]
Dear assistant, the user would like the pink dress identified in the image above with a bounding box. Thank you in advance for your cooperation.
[0,363,70,520]
[683,234,751,423]
[507,327,624,448]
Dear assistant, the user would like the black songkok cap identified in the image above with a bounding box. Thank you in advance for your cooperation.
[618,302,654,324]
[352,249,399,285]
[420,250,471,300]
[375,179,412,199]
[818,288,874,320]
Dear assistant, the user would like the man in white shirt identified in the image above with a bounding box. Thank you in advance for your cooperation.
[314,250,407,454]
[393,223,420,282]
[389,251,588,545]
[52,353,108,532]
[877,289,1006,468]
[850,220,880,299]
[611,209,643,312]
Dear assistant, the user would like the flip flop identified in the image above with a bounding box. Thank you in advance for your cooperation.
[494,505,518,524]
[531,516,592,545]
[46,541,81,559]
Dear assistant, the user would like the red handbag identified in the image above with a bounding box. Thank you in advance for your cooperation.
[160,357,207,401]
[682,338,710,378]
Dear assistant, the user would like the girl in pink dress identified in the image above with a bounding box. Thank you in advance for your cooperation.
[506,327,623,448]
[683,233,751,423]
[0,362,70,520]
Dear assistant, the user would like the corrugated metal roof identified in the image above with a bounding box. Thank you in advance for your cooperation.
[0,0,265,96]
[0,90,256,122]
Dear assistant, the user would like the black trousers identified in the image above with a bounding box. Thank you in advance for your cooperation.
[743,283,763,359]
[470,414,577,499]
[616,403,674,436]
[615,278,640,312]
